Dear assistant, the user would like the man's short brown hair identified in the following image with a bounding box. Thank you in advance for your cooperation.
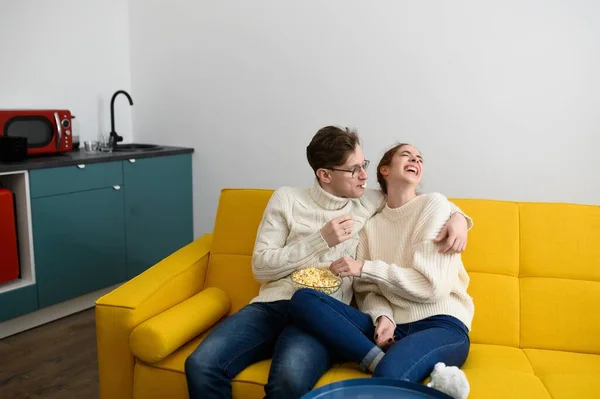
[306,126,360,177]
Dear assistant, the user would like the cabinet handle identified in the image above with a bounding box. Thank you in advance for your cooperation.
[113,185,121,190]
[77,164,85,169]
[129,159,136,163]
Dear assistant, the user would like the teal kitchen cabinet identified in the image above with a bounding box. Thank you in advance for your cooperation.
[123,154,193,278]
[25,154,193,308]
[0,285,38,322]
[30,162,127,308]
[29,161,123,198]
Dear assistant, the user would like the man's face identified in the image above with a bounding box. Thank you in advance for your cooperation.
[322,145,369,198]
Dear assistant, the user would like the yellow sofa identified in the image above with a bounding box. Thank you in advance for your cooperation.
[95,189,600,399]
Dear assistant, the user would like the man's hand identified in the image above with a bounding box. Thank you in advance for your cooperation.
[434,212,468,254]
[374,316,396,348]
[320,215,354,247]
[329,256,363,278]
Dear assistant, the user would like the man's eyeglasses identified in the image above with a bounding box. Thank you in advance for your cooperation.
[328,160,370,178]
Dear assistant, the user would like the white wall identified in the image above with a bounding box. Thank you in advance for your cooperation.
[129,0,600,237]
[0,0,132,143]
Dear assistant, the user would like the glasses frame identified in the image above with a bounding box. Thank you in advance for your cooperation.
[328,160,370,178]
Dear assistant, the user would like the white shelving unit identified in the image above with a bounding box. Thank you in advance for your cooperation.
[0,170,36,294]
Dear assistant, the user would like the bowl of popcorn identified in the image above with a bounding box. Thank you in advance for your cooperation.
[291,267,342,295]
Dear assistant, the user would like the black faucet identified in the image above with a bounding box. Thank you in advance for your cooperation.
[110,90,134,147]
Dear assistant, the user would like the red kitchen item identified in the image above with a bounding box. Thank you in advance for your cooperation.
[0,187,19,283]
[0,109,73,155]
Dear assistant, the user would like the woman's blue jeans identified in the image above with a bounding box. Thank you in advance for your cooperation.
[290,288,470,383]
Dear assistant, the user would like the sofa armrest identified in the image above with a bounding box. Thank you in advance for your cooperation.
[95,233,212,399]
[130,287,230,364]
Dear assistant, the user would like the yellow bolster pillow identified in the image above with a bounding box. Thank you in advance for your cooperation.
[129,287,231,364]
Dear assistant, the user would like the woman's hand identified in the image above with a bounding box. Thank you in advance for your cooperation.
[434,212,468,254]
[374,316,396,348]
[330,257,364,278]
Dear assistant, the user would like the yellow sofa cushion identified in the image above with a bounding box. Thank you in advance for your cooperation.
[205,254,261,314]
[451,200,521,347]
[452,199,520,277]
[524,349,600,399]
[464,369,551,399]
[210,189,275,255]
[518,203,600,355]
[466,273,520,347]
[520,278,600,354]
[537,374,599,399]
[461,345,551,399]
[462,344,534,373]
[524,349,600,376]
[519,202,600,281]
[205,189,274,313]
[133,362,189,399]
[129,287,231,364]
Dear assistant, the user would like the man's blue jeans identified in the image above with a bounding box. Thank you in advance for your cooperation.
[290,288,470,383]
[184,300,333,399]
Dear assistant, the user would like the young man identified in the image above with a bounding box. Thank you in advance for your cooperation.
[185,126,471,399]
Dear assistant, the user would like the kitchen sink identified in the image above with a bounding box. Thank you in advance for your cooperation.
[112,143,163,152]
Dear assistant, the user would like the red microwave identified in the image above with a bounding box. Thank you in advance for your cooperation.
[0,109,73,155]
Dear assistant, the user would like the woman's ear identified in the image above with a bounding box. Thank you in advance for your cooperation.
[380,166,389,177]
[316,168,332,184]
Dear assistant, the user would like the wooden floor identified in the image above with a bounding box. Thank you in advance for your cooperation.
[0,308,99,399]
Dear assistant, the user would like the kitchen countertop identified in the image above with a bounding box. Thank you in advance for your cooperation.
[0,145,194,173]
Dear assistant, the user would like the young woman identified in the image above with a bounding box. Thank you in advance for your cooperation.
[290,143,474,393]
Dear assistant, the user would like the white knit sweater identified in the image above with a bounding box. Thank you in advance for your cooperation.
[354,193,475,330]
[250,181,385,304]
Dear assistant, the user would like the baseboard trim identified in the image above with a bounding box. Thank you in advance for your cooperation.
[0,284,121,339]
